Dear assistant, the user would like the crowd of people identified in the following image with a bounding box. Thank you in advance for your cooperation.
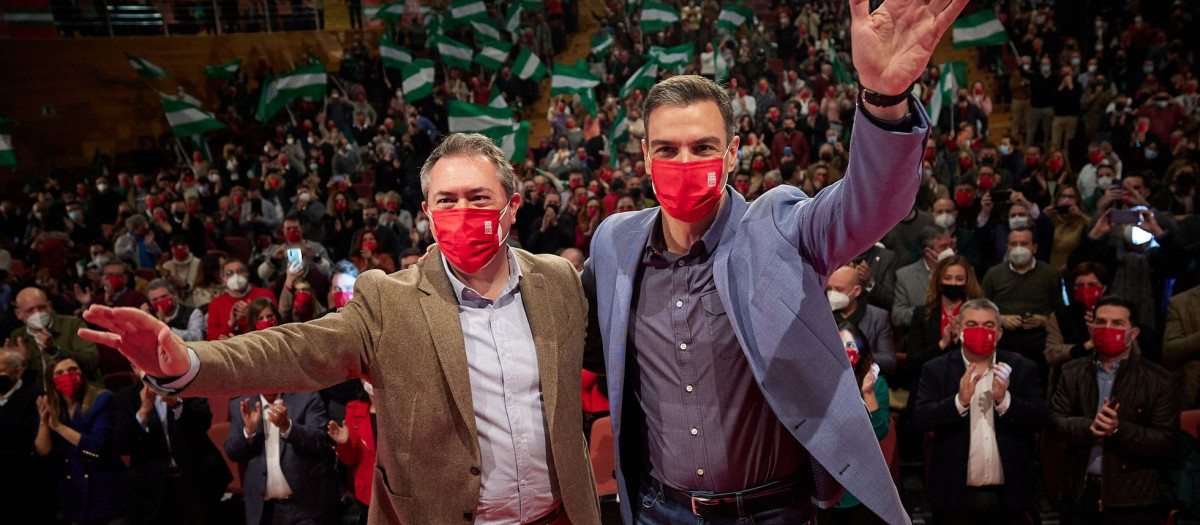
[1,0,1199,524]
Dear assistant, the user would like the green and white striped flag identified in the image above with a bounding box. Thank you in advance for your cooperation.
[447,100,513,134]
[256,64,328,121]
[488,87,507,108]
[401,59,436,102]
[503,3,522,32]
[513,48,548,81]
[370,0,405,21]
[649,44,693,73]
[159,89,202,109]
[640,1,679,33]
[0,119,15,167]
[927,61,966,125]
[620,59,658,98]
[126,53,173,78]
[4,7,54,27]
[162,96,226,138]
[380,38,414,70]
[716,5,753,32]
[952,10,1010,49]
[714,44,729,83]
[519,0,542,10]
[433,34,475,70]
[471,17,503,42]
[203,59,242,78]
[475,39,513,71]
[493,121,530,162]
[609,107,629,167]
[449,0,487,23]
[580,88,598,118]
[591,33,615,57]
[551,61,601,95]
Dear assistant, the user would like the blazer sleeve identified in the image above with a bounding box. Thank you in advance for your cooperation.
[282,394,331,453]
[995,357,1046,432]
[182,270,386,397]
[580,238,606,376]
[224,397,262,462]
[912,359,964,432]
[763,99,930,277]
[870,311,897,377]
[891,270,918,329]
[1163,296,1200,364]
[1044,312,1077,367]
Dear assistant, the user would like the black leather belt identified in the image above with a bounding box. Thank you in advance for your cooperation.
[650,475,806,519]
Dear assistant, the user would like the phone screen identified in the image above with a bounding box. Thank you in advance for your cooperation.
[287,248,302,270]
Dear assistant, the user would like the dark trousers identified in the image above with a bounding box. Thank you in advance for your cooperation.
[261,498,335,525]
[817,504,887,525]
[1060,478,1161,525]
[931,487,1027,525]
[633,479,813,525]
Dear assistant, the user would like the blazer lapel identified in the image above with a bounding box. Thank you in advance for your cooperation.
[712,189,750,347]
[417,248,478,439]
[606,211,655,414]
[515,251,559,432]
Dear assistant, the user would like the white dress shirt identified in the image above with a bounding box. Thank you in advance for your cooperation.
[954,352,1011,487]
[244,395,294,500]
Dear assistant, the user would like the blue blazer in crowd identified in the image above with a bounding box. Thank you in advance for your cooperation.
[582,99,931,525]
[52,390,126,523]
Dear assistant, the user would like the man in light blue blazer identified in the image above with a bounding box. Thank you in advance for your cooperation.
[580,1,967,523]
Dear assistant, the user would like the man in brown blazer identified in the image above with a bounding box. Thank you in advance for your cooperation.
[79,134,601,525]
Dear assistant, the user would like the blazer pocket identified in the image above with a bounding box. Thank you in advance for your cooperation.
[375,462,412,498]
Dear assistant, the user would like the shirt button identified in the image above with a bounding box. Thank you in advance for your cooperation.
[469,467,481,476]
[463,512,474,521]
[677,260,685,267]
[679,343,688,350]
[676,300,683,307]
[697,468,705,476]
[690,427,698,436]
[686,385,694,393]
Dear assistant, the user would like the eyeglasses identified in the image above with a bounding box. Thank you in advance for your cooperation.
[224,268,249,277]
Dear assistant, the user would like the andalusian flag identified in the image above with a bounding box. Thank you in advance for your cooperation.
[640,1,679,33]
[513,48,548,81]
[447,100,513,134]
[649,44,693,73]
[620,59,658,97]
[952,10,1010,49]
[495,121,530,163]
[713,40,730,82]
[4,0,56,38]
[591,33,615,57]
[551,61,600,96]
[203,59,242,78]
[927,61,966,124]
[401,59,436,102]
[449,0,487,23]
[256,64,327,122]
[380,38,413,70]
[0,119,15,167]
[609,107,629,167]
[433,34,474,70]
[370,0,405,20]
[504,3,522,32]
[488,87,507,108]
[162,96,226,138]
[471,17,503,42]
[716,5,753,32]
[126,53,173,78]
[475,39,512,71]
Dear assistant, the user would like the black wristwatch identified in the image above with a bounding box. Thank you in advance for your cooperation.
[860,84,912,108]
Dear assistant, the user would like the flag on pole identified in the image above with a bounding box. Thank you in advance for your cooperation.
[551,61,601,95]
[126,53,173,78]
[580,88,598,118]
[471,17,503,42]
[162,96,226,138]
[620,59,658,98]
[513,48,548,81]
[0,119,15,167]
[609,107,629,167]
[256,64,328,122]
[640,1,679,33]
[488,87,507,108]
[380,38,414,70]
[449,0,487,23]
[713,42,729,83]
[591,33,615,57]
[475,39,512,71]
[649,44,693,73]
[159,89,202,109]
[370,0,405,20]
[401,59,436,102]
[716,5,753,32]
[952,10,1010,49]
[203,59,242,78]
[927,61,965,124]
[448,100,513,134]
[492,121,531,162]
[433,34,475,70]
[503,3,522,32]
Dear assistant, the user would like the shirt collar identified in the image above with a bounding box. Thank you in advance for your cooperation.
[960,350,997,370]
[1094,355,1130,374]
[441,248,523,307]
[0,379,22,405]
[1008,258,1037,272]
[646,186,734,258]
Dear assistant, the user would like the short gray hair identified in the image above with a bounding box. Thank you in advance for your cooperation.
[0,348,22,372]
[642,75,737,145]
[419,133,518,200]
[146,278,176,295]
[958,298,1002,325]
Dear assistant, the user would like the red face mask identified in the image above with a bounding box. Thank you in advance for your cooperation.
[752,161,765,171]
[332,291,354,308]
[335,201,348,212]
[155,210,168,222]
[152,296,175,314]
[105,275,125,290]
[1088,152,1104,165]
[923,149,936,161]
[576,194,588,205]
[1047,158,1064,172]
[977,175,995,191]
[255,318,278,331]
[188,203,200,214]
[172,246,189,261]
[958,157,973,171]
[362,240,377,252]
[735,181,750,195]
[846,345,860,367]
[386,202,399,212]
[205,222,216,232]
[962,326,997,356]
[285,230,303,243]
[1136,122,1149,134]
[293,290,314,314]
[1092,326,1129,357]
[1074,284,1103,310]
[650,156,727,223]
[233,195,245,206]
[430,205,509,274]
[53,371,85,400]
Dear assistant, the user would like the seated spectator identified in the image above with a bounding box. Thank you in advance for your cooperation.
[205,258,276,340]
[114,363,231,525]
[94,260,149,309]
[1049,297,1180,524]
[353,204,406,261]
[254,214,334,284]
[526,192,576,255]
[327,380,377,524]
[979,191,1054,268]
[158,235,201,297]
[246,297,280,332]
[114,214,163,269]
[893,225,956,328]
[35,357,126,524]
[187,251,227,309]
[143,279,205,342]
[1044,263,1143,373]
[931,197,984,275]
[350,230,395,274]
[0,348,55,522]
[827,265,897,376]
[1164,285,1200,409]
[280,277,327,323]
[575,196,605,255]
[328,259,360,311]
[9,286,99,388]
[907,255,985,389]
[913,299,1046,525]
[982,228,1064,376]
[850,243,899,312]
[239,186,283,239]
[398,247,423,271]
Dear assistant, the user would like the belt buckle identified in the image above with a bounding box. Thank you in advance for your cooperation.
[690,495,712,516]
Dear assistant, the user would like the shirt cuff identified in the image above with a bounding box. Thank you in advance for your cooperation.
[144,348,201,395]
[135,413,150,432]
[955,394,969,417]
[243,427,256,440]
[279,419,293,439]
[1028,203,1041,220]
[858,94,920,133]
[995,391,1012,416]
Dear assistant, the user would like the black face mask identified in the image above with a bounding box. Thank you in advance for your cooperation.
[820,153,833,162]
[941,283,966,301]
[364,217,379,228]
[629,188,642,200]
[0,375,13,394]
[173,212,186,222]
[546,203,559,213]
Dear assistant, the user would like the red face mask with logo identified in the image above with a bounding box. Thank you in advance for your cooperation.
[152,296,175,314]
[255,318,278,331]
[1074,284,1103,310]
[285,230,303,243]
[1092,326,1129,357]
[962,327,997,356]
[172,246,189,261]
[53,371,85,400]
[650,156,726,223]
[430,205,510,274]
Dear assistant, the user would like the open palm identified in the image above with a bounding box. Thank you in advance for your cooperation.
[851,0,970,96]
[79,305,190,378]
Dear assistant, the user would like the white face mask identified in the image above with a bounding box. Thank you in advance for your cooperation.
[97,183,109,193]
[827,290,851,312]
[933,213,957,229]
[1008,246,1033,266]
[25,311,51,331]
[416,220,429,233]
[1009,216,1030,230]
[225,274,248,293]
[286,137,295,145]
[936,247,956,262]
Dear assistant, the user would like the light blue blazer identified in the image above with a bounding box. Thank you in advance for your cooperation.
[582,100,930,525]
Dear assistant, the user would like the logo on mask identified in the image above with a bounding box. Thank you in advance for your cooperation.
[484,221,493,235]
[707,172,717,188]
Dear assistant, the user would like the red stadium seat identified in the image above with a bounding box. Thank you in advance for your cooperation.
[881,412,900,488]
[589,416,617,498]
[353,182,373,200]
[208,421,244,495]
[225,236,251,264]
[208,396,231,423]
[1182,410,1200,440]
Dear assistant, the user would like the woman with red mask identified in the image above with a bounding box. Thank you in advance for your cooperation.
[349,230,395,273]
[324,191,363,260]
[159,235,201,298]
[35,358,126,524]
[575,196,606,256]
[1045,262,1141,373]
[245,298,281,333]
[327,379,378,525]
[907,256,985,392]
[280,277,328,323]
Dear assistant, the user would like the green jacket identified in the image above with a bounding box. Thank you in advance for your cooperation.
[10,314,100,388]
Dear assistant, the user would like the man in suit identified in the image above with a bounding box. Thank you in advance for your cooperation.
[113,371,232,525]
[913,299,1046,524]
[0,348,57,523]
[893,225,956,329]
[581,0,972,518]
[827,265,897,376]
[1163,285,1200,409]
[79,133,602,525]
[224,391,339,525]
